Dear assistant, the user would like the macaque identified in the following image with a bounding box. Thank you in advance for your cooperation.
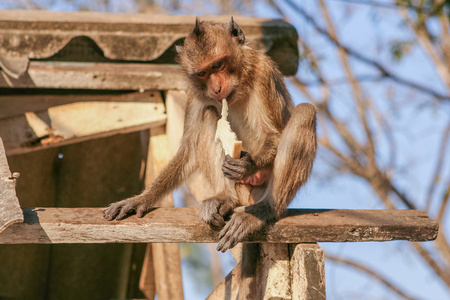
[103,17,317,253]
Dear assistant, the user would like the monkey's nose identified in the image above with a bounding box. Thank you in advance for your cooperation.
[214,86,222,94]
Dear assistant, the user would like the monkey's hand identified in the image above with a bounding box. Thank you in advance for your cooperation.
[103,195,152,221]
[222,151,257,181]
[216,202,273,252]
[199,197,236,230]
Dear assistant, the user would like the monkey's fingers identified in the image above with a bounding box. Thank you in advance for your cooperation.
[103,203,123,221]
[115,202,136,220]
[217,216,245,252]
[199,198,228,229]
[222,160,246,181]
[209,214,226,229]
[217,210,266,252]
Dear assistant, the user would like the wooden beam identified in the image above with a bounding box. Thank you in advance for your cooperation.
[0,208,438,244]
[1,92,166,156]
[0,62,186,90]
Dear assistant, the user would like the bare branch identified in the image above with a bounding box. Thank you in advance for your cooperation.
[425,121,450,212]
[399,8,450,87]
[411,242,450,287]
[325,254,417,300]
[319,0,378,177]
[283,0,450,101]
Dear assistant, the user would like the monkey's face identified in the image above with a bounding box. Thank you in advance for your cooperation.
[176,18,247,104]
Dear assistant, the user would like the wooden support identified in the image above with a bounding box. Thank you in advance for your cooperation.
[1,91,166,156]
[0,137,23,232]
[207,262,241,300]
[0,62,186,90]
[209,243,326,300]
[290,243,326,299]
[0,208,438,244]
[139,126,184,300]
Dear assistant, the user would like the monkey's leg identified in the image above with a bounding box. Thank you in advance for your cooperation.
[270,102,317,219]
[217,103,317,252]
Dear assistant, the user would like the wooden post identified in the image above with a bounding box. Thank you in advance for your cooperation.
[138,89,189,300]
[210,243,326,300]
[139,126,184,300]
[290,243,326,300]
[0,137,23,232]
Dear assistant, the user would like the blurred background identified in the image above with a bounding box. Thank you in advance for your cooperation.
[1,0,449,299]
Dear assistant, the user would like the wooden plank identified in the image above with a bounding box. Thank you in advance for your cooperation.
[0,90,161,119]
[0,137,23,232]
[290,243,326,300]
[0,62,186,90]
[1,94,166,156]
[0,208,438,244]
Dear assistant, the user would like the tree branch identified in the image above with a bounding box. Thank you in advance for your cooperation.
[283,0,450,101]
[325,254,417,300]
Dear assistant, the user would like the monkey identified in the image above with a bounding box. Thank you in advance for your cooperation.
[103,17,317,253]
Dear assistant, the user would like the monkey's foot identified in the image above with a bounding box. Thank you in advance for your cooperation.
[103,196,150,221]
[199,197,235,230]
[216,206,266,252]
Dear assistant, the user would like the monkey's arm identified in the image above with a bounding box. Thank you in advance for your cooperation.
[103,100,201,221]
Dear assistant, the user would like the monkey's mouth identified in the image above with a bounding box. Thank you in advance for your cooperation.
[224,91,235,103]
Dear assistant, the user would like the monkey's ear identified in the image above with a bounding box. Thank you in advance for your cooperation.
[229,17,245,44]
[193,17,204,37]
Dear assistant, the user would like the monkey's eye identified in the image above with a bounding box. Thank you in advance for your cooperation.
[212,60,223,70]
[196,71,207,78]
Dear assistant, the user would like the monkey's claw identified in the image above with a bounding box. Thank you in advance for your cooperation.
[103,196,149,221]
[216,208,265,252]
[199,197,235,230]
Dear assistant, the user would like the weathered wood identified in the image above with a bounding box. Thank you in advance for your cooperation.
[0,11,299,75]
[0,138,23,233]
[140,126,184,300]
[0,62,186,90]
[165,90,187,156]
[254,244,292,300]
[0,208,438,244]
[207,262,241,300]
[1,133,146,300]
[290,243,326,300]
[0,90,161,120]
[1,93,166,156]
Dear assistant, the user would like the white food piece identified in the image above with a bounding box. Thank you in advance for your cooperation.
[215,99,242,159]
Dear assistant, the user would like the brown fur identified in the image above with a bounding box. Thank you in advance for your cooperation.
[103,18,317,254]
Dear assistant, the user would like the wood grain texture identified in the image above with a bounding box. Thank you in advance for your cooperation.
[0,208,438,244]
[1,93,166,156]
[0,138,23,233]
[0,62,186,90]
